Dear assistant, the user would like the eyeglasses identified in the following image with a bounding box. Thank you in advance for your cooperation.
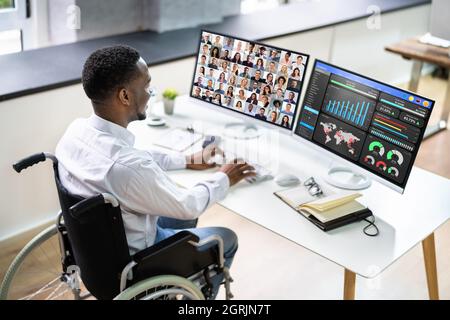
[304,177,323,197]
[147,87,157,97]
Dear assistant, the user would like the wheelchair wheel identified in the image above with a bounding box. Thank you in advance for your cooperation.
[0,225,88,300]
[114,275,205,300]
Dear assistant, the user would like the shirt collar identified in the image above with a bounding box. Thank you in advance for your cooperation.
[87,113,135,146]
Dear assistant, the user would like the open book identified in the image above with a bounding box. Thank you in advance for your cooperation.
[274,185,372,231]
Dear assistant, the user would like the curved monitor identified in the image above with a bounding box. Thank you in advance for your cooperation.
[294,60,435,193]
[190,29,309,131]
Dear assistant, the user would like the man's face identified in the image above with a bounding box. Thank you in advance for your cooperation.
[289,92,294,99]
[292,80,298,87]
[209,69,214,76]
[248,105,253,112]
[259,108,265,115]
[270,62,275,70]
[202,45,208,54]
[286,104,292,111]
[297,57,302,64]
[285,53,290,60]
[195,87,200,96]
[126,58,151,122]
[277,89,282,96]
[244,67,249,73]
[255,71,261,79]
[215,36,221,43]
[206,90,210,97]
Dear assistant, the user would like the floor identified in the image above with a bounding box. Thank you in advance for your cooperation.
[202,74,450,300]
[1,74,449,300]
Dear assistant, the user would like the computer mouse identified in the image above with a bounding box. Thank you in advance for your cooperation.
[275,174,300,187]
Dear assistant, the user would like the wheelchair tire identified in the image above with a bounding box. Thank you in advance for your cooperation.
[114,275,205,300]
[0,224,86,300]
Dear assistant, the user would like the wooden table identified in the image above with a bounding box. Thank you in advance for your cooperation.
[385,37,450,138]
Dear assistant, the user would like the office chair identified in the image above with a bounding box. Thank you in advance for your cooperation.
[0,153,233,300]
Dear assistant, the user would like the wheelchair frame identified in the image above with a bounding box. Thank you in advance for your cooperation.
[0,152,233,300]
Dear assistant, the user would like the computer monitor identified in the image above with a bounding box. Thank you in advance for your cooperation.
[294,60,435,193]
[190,30,309,138]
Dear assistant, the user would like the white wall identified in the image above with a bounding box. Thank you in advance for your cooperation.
[0,4,431,241]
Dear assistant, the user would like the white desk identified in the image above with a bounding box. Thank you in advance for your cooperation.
[129,96,450,300]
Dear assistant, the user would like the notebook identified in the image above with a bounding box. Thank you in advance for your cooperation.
[154,128,203,152]
[274,185,372,231]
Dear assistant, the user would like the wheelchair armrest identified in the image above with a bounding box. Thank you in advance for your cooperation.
[69,195,105,219]
[133,231,200,264]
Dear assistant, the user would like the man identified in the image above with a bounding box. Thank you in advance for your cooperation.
[221,49,231,61]
[56,46,255,298]
[199,54,208,66]
[223,38,233,51]
[284,91,296,104]
[268,61,277,74]
[256,46,267,58]
[287,79,301,92]
[194,76,204,88]
[242,54,254,68]
[215,83,225,95]
[206,68,215,80]
[193,86,202,98]
[239,66,250,78]
[202,89,212,102]
[250,80,260,94]
[201,44,210,56]
[274,88,284,100]
[282,103,294,116]
[268,50,280,62]
[212,35,222,50]
[206,79,214,91]
[207,57,219,70]
[255,107,267,120]
[251,70,266,83]
[202,33,211,45]
[246,103,255,115]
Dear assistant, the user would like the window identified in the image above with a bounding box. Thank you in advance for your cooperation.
[0,0,29,55]
[0,0,15,11]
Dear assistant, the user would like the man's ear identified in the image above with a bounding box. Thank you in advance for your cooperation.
[118,88,130,106]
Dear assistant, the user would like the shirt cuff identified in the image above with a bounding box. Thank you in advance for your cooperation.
[195,172,230,209]
[167,152,187,170]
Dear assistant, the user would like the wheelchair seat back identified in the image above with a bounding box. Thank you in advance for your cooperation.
[53,165,131,300]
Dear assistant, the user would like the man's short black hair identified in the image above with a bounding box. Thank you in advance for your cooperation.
[82,45,141,102]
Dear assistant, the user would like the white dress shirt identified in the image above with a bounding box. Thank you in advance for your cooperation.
[55,114,229,254]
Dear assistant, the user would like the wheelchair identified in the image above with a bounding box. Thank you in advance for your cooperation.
[0,153,233,300]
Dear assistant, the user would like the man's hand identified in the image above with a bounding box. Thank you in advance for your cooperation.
[219,160,256,186]
[186,145,223,170]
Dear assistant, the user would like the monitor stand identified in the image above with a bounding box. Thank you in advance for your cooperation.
[324,165,371,190]
[223,122,262,140]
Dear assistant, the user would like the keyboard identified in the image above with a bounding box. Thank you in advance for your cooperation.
[245,162,274,184]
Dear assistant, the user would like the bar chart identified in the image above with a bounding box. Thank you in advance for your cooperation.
[322,84,375,130]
